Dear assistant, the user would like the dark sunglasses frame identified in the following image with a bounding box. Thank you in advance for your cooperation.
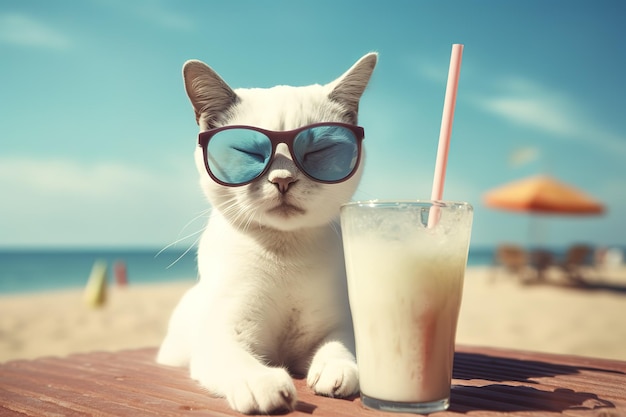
[197,122,365,187]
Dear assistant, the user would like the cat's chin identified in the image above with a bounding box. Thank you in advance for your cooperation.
[262,212,310,231]
[259,204,333,232]
[267,202,306,217]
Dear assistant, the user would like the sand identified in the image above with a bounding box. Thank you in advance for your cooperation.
[1,266,625,363]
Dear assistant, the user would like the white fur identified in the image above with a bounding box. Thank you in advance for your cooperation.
[158,53,377,414]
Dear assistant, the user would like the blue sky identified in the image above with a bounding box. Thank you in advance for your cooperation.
[1,0,625,249]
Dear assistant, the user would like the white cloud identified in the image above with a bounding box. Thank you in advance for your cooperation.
[414,60,447,84]
[0,158,144,197]
[508,146,540,168]
[475,77,578,136]
[479,96,573,136]
[0,13,71,49]
[473,76,626,157]
[134,2,195,31]
[92,0,195,32]
[410,51,476,86]
[0,157,206,247]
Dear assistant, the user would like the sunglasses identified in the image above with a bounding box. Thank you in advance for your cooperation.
[198,122,365,187]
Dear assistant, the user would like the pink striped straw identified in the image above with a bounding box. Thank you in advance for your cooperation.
[428,44,464,228]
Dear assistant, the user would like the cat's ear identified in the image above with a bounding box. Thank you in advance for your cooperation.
[327,53,378,123]
[182,60,239,127]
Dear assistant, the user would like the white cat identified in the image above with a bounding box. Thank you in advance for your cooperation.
[157,53,377,414]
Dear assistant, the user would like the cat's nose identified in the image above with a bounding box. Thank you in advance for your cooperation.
[270,176,296,194]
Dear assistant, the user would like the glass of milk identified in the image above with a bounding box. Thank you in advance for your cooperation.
[340,200,473,414]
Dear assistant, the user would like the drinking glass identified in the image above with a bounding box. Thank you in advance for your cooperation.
[341,200,473,413]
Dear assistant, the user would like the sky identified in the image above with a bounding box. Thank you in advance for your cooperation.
[1,0,625,250]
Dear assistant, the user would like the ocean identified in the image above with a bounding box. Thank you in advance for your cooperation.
[0,247,497,294]
[0,248,198,294]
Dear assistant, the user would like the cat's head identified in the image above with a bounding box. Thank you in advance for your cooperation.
[182,53,377,232]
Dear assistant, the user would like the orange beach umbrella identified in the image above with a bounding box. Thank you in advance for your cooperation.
[483,175,605,215]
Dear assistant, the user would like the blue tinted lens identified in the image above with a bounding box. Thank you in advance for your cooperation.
[206,129,272,184]
[293,126,358,181]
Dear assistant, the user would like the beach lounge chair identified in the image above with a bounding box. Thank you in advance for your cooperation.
[559,244,594,285]
[493,244,533,283]
[530,249,554,282]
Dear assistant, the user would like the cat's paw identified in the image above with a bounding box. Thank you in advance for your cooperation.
[227,367,297,414]
[307,355,359,398]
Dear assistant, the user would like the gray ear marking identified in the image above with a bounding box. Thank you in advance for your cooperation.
[328,53,378,123]
[182,60,239,127]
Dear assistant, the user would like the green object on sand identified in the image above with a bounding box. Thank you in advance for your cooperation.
[84,261,108,308]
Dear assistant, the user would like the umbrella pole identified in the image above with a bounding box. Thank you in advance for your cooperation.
[528,216,548,250]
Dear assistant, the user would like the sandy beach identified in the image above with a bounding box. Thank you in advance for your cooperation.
[1,265,625,363]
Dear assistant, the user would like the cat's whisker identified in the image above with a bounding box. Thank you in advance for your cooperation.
[156,208,210,269]
[157,228,204,254]
[329,220,342,239]
[217,200,243,222]
[154,229,202,270]
[217,198,260,232]
[238,207,256,233]
[244,209,260,233]
[213,197,235,212]
[164,236,201,270]
[180,209,212,233]
[156,211,208,255]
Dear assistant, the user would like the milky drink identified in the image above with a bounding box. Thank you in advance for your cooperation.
[341,201,472,409]
[346,237,465,402]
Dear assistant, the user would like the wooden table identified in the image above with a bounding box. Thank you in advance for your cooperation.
[1,345,624,416]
